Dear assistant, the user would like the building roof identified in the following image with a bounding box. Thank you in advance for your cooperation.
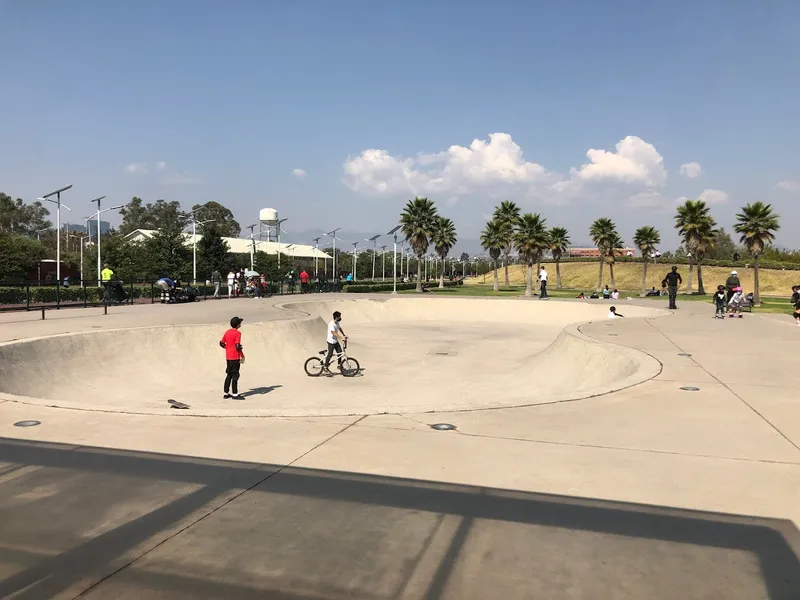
[123,229,331,259]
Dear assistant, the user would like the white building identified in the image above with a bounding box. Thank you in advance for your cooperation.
[123,229,330,260]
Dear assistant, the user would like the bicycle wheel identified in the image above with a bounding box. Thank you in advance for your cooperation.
[340,357,360,377]
[304,357,325,377]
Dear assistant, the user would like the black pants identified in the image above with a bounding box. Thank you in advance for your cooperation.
[224,359,241,394]
[668,286,678,308]
[102,282,111,302]
[540,280,547,298]
[325,342,342,368]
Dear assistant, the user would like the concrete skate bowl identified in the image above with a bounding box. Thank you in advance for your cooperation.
[0,297,666,417]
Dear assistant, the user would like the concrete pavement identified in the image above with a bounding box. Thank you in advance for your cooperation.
[0,294,798,599]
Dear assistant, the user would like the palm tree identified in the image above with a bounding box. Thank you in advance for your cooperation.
[734,202,780,305]
[548,226,570,289]
[589,218,618,291]
[633,226,661,295]
[514,213,549,297]
[606,232,624,289]
[400,197,438,292]
[430,216,458,288]
[675,199,717,295]
[493,201,521,288]
[480,219,505,292]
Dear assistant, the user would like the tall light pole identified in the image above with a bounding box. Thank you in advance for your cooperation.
[187,214,216,284]
[366,234,380,281]
[276,218,288,270]
[387,225,401,294]
[351,241,359,281]
[38,185,73,283]
[325,228,341,280]
[312,236,321,276]
[35,228,48,282]
[246,224,258,271]
[380,245,387,281]
[398,240,404,278]
[89,196,106,285]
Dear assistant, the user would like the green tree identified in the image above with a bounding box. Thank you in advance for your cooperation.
[430,217,458,288]
[605,232,624,289]
[675,199,717,295]
[0,232,46,280]
[633,226,661,295]
[144,222,192,281]
[191,201,241,237]
[705,228,742,261]
[548,226,570,289]
[400,197,438,292]
[0,193,52,234]
[493,200,522,288]
[196,223,232,278]
[480,219,505,292]
[515,213,549,297]
[589,218,618,291]
[119,197,188,235]
[733,201,780,305]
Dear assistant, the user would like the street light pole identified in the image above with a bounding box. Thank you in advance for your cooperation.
[246,224,257,272]
[366,234,380,281]
[380,245,387,281]
[351,241,359,281]
[39,185,73,283]
[387,226,401,294]
[312,236,321,277]
[89,196,106,286]
[276,218,288,270]
[325,228,341,281]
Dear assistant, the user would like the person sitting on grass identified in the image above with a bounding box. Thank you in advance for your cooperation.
[576,292,585,299]
[602,285,611,299]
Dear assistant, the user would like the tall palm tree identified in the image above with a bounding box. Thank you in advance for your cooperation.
[633,226,661,295]
[480,219,505,292]
[606,232,624,289]
[400,197,438,292]
[493,201,521,288]
[734,201,780,305]
[514,213,549,297]
[430,216,458,289]
[589,218,618,291]
[548,226,570,289]
[675,199,717,294]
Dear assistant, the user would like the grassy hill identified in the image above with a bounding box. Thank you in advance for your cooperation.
[470,262,798,296]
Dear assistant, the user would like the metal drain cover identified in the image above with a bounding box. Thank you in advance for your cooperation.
[680,386,700,391]
[14,420,41,427]
[428,352,458,357]
[431,423,457,431]
[678,353,692,357]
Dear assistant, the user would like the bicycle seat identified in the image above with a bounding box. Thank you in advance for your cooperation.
[318,350,326,355]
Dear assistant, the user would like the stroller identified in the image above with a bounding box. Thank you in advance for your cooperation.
[108,280,128,305]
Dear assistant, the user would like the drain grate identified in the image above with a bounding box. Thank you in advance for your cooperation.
[680,386,700,392]
[14,420,41,427]
[431,423,457,431]
[428,352,458,357]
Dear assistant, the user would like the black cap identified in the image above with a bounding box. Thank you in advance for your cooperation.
[230,316,243,327]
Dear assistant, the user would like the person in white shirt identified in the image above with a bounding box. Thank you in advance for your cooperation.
[608,306,625,318]
[324,311,348,373]
[226,271,236,298]
[538,266,548,299]
[611,288,619,300]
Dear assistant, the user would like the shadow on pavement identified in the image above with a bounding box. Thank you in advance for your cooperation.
[0,437,798,599]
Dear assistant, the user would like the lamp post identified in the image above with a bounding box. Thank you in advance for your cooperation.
[246,224,258,272]
[312,236,321,277]
[380,245,387,281]
[276,218,288,270]
[351,241,359,281]
[386,225,401,294]
[88,197,122,286]
[186,213,216,284]
[366,234,380,281]
[325,228,341,280]
[38,185,73,283]
[35,228,48,282]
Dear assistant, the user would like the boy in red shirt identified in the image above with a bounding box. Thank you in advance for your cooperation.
[219,316,245,399]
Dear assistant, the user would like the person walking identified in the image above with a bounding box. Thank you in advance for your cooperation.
[663,266,682,309]
[226,270,235,298]
[725,270,741,303]
[219,316,245,399]
[211,269,222,299]
[101,263,114,303]
[538,266,548,299]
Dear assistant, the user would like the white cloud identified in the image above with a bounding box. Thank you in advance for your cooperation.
[342,133,667,204]
[698,188,729,205]
[291,168,307,179]
[163,173,204,186]
[678,161,702,178]
[628,190,665,208]
[124,162,148,174]
[775,180,800,192]
[156,161,167,171]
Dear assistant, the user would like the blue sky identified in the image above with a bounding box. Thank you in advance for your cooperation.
[1,0,799,252]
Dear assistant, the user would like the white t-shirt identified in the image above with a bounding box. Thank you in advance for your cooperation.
[611,291,619,299]
[227,272,235,283]
[608,311,618,318]
[327,320,342,344]
[539,269,547,281]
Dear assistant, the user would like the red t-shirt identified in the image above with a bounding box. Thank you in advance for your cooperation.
[220,328,243,360]
[300,271,309,283]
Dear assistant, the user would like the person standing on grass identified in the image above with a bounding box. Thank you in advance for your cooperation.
[663,266,682,309]
[220,316,245,399]
[538,266,548,299]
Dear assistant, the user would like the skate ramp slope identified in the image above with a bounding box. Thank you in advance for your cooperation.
[0,297,666,417]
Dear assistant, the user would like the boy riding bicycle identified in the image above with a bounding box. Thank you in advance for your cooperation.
[324,311,347,374]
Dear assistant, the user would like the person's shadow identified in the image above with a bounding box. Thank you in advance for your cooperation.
[241,385,282,397]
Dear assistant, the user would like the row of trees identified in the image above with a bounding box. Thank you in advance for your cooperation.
[399,198,458,292]
[477,199,780,304]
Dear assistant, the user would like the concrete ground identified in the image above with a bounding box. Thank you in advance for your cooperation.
[0,294,798,599]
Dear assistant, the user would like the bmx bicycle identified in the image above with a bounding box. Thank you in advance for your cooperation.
[304,340,360,377]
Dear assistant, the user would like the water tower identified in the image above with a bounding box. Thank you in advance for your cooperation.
[259,208,278,241]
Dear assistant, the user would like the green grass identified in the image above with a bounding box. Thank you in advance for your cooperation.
[396,283,795,314]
